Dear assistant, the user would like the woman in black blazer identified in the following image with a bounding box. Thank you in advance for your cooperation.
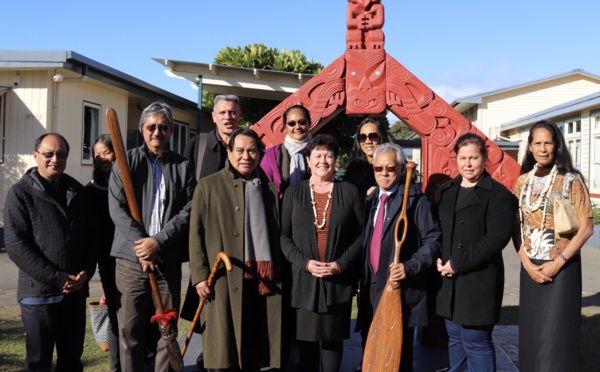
[281,134,363,372]
[435,133,516,371]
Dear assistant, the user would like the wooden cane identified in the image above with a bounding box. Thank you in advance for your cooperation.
[106,107,183,371]
[181,251,233,357]
[362,161,416,372]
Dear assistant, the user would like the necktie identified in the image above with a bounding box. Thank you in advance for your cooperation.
[370,194,389,273]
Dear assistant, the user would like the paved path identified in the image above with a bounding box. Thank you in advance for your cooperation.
[2,236,600,371]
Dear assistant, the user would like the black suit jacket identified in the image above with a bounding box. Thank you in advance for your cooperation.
[183,128,228,180]
[356,182,441,330]
[434,172,516,326]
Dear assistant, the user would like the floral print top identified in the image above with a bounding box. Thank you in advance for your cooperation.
[514,172,592,260]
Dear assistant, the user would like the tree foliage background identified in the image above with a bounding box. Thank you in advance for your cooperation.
[203,42,392,159]
[203,43,323,127]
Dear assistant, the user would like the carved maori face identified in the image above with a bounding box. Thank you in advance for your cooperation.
[345,50,386,115]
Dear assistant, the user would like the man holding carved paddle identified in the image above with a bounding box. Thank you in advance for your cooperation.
[109,102,195,371]
[356,143,441,371]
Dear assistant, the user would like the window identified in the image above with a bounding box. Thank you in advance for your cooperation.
[82,102,101,162]
[591,112,600,192]
[562,118,581,170]
[170,121,189,155]
[0,87,6,163]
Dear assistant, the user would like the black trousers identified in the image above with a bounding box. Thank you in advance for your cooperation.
[20,295,86,372]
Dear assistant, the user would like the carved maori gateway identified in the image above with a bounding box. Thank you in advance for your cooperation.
[251,0,521,192]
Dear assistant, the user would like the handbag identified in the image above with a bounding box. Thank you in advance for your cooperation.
[554,197,579,234]
[88,301,110,352]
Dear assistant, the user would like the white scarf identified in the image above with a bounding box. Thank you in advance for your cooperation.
[283,134,311,185]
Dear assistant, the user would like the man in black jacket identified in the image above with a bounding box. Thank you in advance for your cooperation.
[4,133,95,371]
[356,142,441,372]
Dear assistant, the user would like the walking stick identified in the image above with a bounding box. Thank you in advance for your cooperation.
[362,161,416,372]
[181,251,233,357]
[106,107,184,371]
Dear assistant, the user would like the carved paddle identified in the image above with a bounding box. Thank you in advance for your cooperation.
[106,107,184,371]
[362,161,416,372]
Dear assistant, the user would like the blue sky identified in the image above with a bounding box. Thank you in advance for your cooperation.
[4,0,600,115]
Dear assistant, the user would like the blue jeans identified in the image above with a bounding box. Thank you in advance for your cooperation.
[445,319,496,372]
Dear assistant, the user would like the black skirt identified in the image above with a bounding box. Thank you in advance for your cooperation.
[519,255,581,372]
[295,302,352,342]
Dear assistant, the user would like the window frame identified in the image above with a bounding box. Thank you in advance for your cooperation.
[81,101,101,165]
[170,120,189,155]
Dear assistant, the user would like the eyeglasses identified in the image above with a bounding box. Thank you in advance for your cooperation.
[144,124,171,133]
[358,132,380,143]
[373,165,398,173]
[35,151,68,159]
[286,119,309,127]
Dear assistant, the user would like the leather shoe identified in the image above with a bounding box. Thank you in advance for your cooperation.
[196,353,206,371]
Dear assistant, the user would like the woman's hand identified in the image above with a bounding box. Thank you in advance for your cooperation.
[437,258,456,277]
[307,260,340,278]
[523,259,554,284]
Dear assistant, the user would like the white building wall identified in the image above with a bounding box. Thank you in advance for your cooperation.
[479,76,600,139]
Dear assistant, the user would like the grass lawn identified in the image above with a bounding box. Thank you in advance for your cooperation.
[1,301,599,371]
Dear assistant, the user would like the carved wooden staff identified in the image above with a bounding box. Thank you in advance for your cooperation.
[106,107,183,371]
[362,161,416,372]
[181,251,233,357]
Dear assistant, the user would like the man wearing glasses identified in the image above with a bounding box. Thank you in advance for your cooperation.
[355,142,441,372]
[109,101,196,371]
[4,133,96,371]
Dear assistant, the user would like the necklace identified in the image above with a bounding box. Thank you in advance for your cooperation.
[309,178,334,229]
[518,163,558,251]
[523,164,557,211]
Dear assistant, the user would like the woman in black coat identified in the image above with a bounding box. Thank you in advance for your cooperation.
[281,134,363,372]
[435,133,516,371]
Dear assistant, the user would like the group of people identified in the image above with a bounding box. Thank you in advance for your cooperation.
[3,91,593,372]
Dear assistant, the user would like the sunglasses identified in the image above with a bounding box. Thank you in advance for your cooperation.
[286,119,309,127]
[373,165,398,173]
[144,124,171,133]
[358,132,380,143]
[35,151,68,159]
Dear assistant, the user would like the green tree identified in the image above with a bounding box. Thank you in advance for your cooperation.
[204,43,324,127]
[389,119,415,140]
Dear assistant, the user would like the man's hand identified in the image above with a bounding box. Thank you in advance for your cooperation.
[62,271,88,294]
[196,281,214,301]
[134,237,162,272]
[389,262,407,282]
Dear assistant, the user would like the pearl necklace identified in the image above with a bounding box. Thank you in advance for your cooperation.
[309,178,334,229]
[518,163,558,251]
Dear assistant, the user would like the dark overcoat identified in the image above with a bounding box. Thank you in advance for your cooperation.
[434,172,516,326]
[189,162,282,369]
[356,183,441,332]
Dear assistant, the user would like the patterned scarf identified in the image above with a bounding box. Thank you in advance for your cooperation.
[243,173,275,295]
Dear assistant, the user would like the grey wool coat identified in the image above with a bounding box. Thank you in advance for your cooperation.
[189,162,282,370]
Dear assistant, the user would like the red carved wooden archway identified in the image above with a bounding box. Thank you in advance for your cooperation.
[251,0,521,192]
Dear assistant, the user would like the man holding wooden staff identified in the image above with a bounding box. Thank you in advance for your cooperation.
[109,101,195,371]
[355,143,441,371]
